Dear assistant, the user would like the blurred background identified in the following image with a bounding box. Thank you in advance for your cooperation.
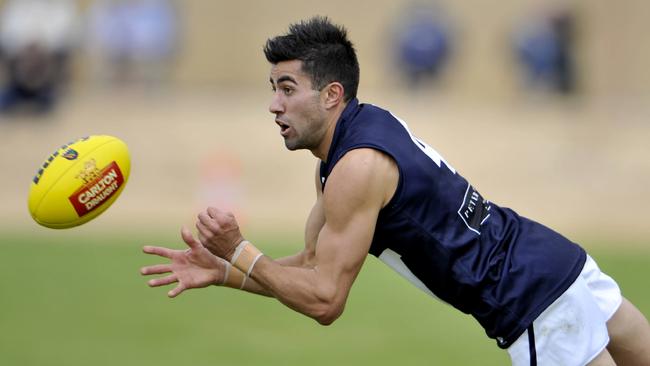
[0,0,649,365]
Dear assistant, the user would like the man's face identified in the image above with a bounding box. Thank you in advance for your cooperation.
[268,60,328,151]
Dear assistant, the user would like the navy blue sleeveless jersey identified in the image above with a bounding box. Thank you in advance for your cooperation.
[320,99,586,348]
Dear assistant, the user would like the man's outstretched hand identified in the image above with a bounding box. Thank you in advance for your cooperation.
[141,226,226,298]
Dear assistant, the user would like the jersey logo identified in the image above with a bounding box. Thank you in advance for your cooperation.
[458,184,491,234]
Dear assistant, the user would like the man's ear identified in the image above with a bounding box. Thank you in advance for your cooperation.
[321,82,344,109]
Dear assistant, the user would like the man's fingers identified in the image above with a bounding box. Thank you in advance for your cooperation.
[143,245,175,259]
[195,221,212,242]
[180,226,201,250]
[207,206,220,218]
[208,207,237,226]
[140,264,171,276]
[197,210,217,229]
[147,274,177,287]
[168,284,186,298]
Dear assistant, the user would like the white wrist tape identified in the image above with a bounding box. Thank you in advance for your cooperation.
[221,261,247,289]
[220,261,232,285]
[230,240,264,277]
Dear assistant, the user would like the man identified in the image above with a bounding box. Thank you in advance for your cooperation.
[141,17,650,365]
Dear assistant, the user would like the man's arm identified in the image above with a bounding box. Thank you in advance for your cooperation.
[197,148,398,325]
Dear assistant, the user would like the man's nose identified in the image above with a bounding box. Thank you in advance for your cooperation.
[269,93,284,114]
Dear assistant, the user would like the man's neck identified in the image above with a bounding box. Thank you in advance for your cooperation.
[311,101,349,162]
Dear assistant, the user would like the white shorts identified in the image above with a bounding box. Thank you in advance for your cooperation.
[507,254,622,366]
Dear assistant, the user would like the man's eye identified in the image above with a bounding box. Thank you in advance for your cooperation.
[283,87,293,95]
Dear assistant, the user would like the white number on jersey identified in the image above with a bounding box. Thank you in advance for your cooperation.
[390,112,456,174]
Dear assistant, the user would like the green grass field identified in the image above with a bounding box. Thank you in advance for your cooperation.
[0,233,648,366]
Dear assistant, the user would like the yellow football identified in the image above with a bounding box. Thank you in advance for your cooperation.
[28,135,131,229]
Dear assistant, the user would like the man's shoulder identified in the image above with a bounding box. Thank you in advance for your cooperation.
[355,102,394,120]
[323,147,398,210]
[344,103,403,139]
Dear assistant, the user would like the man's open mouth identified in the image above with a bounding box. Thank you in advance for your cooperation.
[276,120,290,134]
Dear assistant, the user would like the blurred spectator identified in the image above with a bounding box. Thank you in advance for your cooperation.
[86,0,179,88]
[0,0,79,114]
[392,2,452,89]
[513,7,577,95]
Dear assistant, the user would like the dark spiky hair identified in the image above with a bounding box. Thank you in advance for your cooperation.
[263,16,360,102]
